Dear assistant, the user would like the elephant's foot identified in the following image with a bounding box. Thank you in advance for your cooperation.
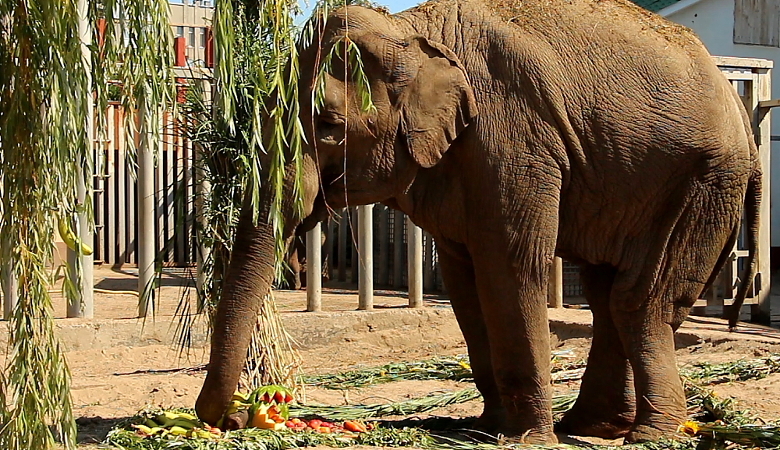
[471,405,505,435]
[624,411,684,443]
[495,411,557,445]
[496,426,558,445]
[555,411,633,440]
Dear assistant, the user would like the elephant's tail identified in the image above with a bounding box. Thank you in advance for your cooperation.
[726,166,762,329]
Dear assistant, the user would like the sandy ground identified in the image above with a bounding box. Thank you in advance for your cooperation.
[4,266,780,448]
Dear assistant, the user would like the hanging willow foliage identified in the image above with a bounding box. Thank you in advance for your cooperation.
[0,0,88,448]
[0,0,173,448]
[182,0,379,391]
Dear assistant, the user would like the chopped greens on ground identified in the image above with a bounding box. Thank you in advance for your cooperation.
[105,352,780,450]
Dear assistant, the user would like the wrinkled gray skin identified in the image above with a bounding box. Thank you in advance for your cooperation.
[196,0,761,443]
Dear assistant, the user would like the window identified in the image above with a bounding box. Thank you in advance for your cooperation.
[734,0,780,47]
[199,27,206,48]
[176,26,184,38]
[189,27,195,47]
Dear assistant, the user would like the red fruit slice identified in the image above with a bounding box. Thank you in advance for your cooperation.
[262,392,272,403]
[273,391,285,403]
[284,392,294,403]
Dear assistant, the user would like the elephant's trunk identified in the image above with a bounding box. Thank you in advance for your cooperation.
[195,174,301,425]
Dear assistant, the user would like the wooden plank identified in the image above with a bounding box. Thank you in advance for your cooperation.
[377,206,389,286]
[754,67,772,322]
[350,207,359,284]
[423,232,434,291]
[693,297,759,307]
[117,108,128,265]
[714,56,774,69]
[106,107,118,266]
[165,113,175,264]
[759,99,780,109]
[180,118,192,265]
[733,0,780,47]
[337,210,347,282]
[156,113,164,262]
[393,210,405,287]
[722,72,759,82]
[327,218,336,281]
[126,109,137,265]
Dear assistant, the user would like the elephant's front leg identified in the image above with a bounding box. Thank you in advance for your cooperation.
[436,242,504,433]
[471,244,557,444]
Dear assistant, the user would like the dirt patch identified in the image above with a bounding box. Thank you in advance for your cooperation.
[5,267,780,447]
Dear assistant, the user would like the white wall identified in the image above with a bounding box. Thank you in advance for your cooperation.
[663,0,780,246]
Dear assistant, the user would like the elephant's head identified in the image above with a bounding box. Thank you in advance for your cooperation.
[195,6,477,425]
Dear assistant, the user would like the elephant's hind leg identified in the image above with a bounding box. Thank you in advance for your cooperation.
[613,182,742,443]
[556,264,635,439]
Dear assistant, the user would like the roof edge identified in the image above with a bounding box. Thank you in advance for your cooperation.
[657,0,707,16]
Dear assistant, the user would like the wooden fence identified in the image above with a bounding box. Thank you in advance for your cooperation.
[93,103,196,267]
[93,56,774,320]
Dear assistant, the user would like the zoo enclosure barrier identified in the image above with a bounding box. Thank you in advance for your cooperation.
[306,56,776,321]
[1,56,770,321]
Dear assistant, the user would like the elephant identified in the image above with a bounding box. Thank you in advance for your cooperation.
[280,220,330,290]
[196,0,761,444]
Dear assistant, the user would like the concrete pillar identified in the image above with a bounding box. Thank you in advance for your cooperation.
[68,0,94,318]
[548,257,563,308]
[358,205,373,310]
[306,223,322,312]
[137,93,156,318]
[407,217,423,308]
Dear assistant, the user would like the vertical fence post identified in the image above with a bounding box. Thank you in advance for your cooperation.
[195,153,211,310]
[393,210,404,288]
[338,210,348,282]
[327,218,336,281]
[377,206,390,286]
[358,205,374,310]
[2,265,17,320]
[137,93,156,318]
[67,0,94,318]
[754,67,772,322]
[407,218,423,308]
[194,79,212,311]
[423,232,435,291]
[350,207,359,284]
[547,257,563,308]
[306,223,322,312]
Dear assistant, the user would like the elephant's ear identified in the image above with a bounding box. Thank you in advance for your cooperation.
[396,37,478,168]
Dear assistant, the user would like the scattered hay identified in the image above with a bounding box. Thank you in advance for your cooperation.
[105,353,780,449]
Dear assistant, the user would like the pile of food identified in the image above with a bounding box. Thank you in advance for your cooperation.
[124,384,378,443]
[105,354,780,450]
